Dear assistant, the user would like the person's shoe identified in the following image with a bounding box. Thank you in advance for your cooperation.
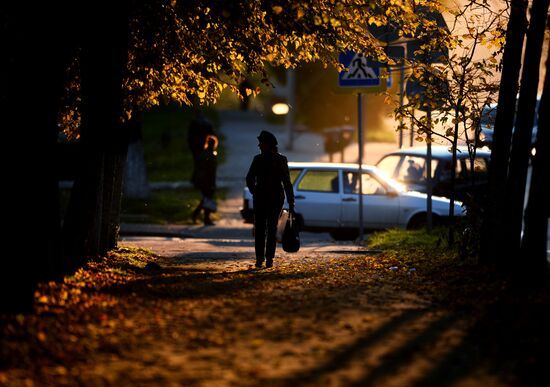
[255,260,263,268]
[204,219,215,226]
[265,259,273,268]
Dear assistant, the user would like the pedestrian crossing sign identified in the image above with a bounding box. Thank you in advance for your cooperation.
[337,51,387,93]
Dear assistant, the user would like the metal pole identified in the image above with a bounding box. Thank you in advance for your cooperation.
[399,63,404,148]
[396,42,407,149]
[286,69,296,150]
[410,111,415,147]
[357,93,364,242]
[426,108,433,231]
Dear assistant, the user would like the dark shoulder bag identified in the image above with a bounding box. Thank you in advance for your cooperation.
[282,212,300,253]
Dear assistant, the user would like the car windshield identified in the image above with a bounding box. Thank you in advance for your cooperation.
[376,154,437,186]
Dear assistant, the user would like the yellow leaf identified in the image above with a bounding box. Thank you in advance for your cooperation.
[272,6,283,14]
[37,331,47,342]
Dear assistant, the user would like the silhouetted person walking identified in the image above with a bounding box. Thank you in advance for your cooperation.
[191,134,218,226]
[246,130,295,268]
[187,110,214,186]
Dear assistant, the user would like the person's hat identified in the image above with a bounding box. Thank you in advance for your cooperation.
[257,130,278,146]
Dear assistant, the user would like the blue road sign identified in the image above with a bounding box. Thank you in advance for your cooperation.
[336,51,387,94]
[338,51,382,88]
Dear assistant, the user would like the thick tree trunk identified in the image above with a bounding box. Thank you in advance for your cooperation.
[1,3,73,313]
[62,3,129,268]
[520,43,550,283]
[503,0,550,263]
[480,0,528,265]
[63,152,105,269]
[100,135,128,255]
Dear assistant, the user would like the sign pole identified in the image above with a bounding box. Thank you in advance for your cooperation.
[426,108,433,231]
[335,50,387,244]
[357,92,364,242]
[398,63,405,148]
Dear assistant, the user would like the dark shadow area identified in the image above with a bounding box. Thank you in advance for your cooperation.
[412,289,550,387]
[350,313,459,387]
[265,308,427,387]
[101,265,319,301]
[173,251,253,261]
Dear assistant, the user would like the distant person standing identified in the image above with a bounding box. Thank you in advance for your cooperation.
[246,130,295,268]
[191,134,219,226]
[187,110,215,186]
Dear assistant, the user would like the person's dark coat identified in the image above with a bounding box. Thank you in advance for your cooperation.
[194,146,217,198]
[246,152,294,209]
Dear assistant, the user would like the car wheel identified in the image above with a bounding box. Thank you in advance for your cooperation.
[406,214,427,230]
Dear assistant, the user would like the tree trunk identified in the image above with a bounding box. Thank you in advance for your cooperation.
[503,0,550,263]
[480,0,528,265]
[100,118,129,254]
[62,3,129,269]
[1,3,73,313]
[99,149,128,255]
[520,43,550,284]
[63,151,105,269]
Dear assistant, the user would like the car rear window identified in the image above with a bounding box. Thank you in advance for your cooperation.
[297,170,339,193]
[289,168,302,184]
[439,156,488,182]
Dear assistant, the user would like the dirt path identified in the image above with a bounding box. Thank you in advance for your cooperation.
[65,239,450,387]
[98,220,468,387]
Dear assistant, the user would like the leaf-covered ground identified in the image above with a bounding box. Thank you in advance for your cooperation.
[1,240,550,387]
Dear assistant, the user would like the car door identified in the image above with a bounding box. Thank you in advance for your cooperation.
[294,168,342,228]
[340,170,400,229]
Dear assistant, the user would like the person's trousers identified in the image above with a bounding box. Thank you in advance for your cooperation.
[253,203,282,263]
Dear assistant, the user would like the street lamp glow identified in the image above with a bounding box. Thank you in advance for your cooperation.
[272,102,289,115]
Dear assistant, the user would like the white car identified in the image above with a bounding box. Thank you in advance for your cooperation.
[240,161,465,240]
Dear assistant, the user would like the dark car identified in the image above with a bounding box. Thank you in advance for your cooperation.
[375,145,491,203]
[474,99,539,154]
